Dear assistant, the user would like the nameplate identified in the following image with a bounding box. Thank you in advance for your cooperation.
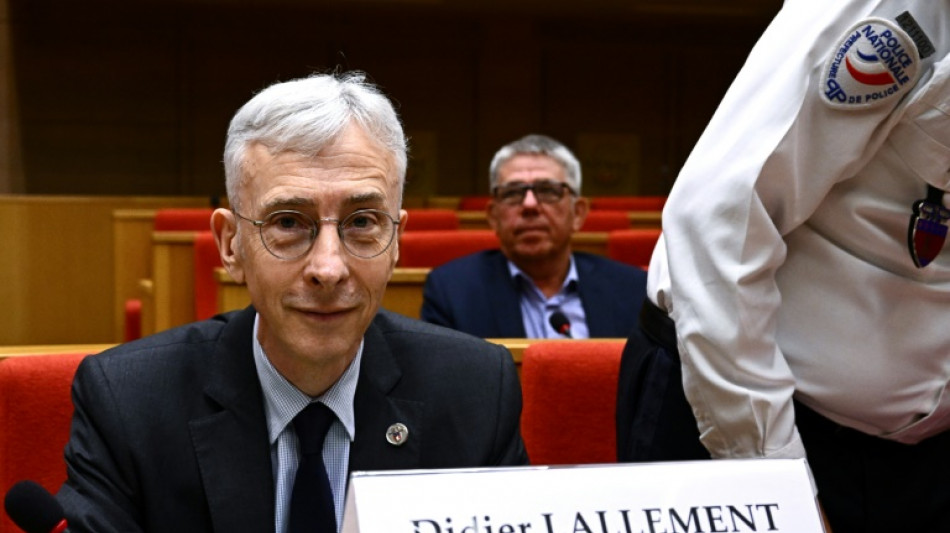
[342,459,823,533]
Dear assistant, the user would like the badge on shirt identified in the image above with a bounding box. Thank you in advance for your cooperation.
[908,186,950,268]
[819,16,922,110]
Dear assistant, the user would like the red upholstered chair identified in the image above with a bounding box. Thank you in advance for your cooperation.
[0,353,88,532]
[580,210,631,232]
[606,228,662,269]
[589,196,667,212]
[458,196,491,211]
[153,208,214,231]
[520,340,625,465]
[397,230,499,268]
[193,231,223,321]
[403,209,461,231]
[124,299,142,342]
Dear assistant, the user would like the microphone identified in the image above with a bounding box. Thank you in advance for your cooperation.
[4,481,68,533]
[549,311,572,338]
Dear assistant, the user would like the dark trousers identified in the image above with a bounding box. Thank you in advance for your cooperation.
[616,300,950,532]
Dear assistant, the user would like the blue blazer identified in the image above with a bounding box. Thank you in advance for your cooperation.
[421,250,647,338]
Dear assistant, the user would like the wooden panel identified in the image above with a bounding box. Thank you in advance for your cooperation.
[0,195,210,345]
[0,343,114,360]
[8,1,778,199]
[112,209,158,341]
[150,231,200,335]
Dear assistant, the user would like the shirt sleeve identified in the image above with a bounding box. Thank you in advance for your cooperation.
[663,0,927,459]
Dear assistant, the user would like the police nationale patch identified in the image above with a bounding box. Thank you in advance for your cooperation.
[820,17,921,110]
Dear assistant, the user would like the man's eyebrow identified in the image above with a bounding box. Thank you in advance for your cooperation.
[343,191,387,207]
[261,197,315,212]
[260,192,387,213]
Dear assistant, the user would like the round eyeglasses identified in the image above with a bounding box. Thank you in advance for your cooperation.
[232,208,400,260]
[492,180,576,206]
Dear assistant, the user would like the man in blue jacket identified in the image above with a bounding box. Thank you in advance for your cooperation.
[421,134,647,339]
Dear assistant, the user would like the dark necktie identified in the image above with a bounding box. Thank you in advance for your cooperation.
[289,402,337,533]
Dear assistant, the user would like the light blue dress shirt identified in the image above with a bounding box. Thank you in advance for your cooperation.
[251,314,361,533]
[509,255,589,339]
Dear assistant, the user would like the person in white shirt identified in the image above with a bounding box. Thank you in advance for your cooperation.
[616,1,950,531]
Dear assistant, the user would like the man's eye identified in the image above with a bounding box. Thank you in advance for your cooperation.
[270,213,309,230]
[348,213,379,229]
[501,187,526,198]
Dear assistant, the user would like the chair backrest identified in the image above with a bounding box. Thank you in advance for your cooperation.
[0,353,88,532]
[589,196,667,212]
[520,340,625,465]
[153,208,214,231]
[606,228,662,269]
[458,196,491,211]
[124,299,142,342]
[397,230,499,268]
[580,210,631,232]
[193,231,223,321]
[403,209,460,231]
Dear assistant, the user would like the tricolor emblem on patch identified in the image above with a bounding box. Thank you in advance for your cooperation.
[820,17,921,109]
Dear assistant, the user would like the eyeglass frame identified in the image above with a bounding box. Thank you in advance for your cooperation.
[232,208,401,260]
[491,180,577,206]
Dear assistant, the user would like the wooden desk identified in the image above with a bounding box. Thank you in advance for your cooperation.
[0,344,115,360]
[215,266,431,319]
[571,232,607,256]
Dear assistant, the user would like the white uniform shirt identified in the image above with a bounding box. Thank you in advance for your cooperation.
[649,0,950,461]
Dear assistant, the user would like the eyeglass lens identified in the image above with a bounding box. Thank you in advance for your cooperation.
[258,209,396,259]
[495,181,571,204]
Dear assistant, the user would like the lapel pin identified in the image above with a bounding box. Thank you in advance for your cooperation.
[385,423,409,446]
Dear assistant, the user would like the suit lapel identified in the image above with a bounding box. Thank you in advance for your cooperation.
[486,252,527,337]
[575,255,614,337]
[189,307,275,533]
[349,321,425,472]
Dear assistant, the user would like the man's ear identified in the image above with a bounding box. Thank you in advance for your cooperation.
[572,196,590,232]
[391,208,408,268]
[211,208,245,284]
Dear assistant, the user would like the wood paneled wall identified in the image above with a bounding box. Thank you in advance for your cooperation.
[0,195,213,345]
[6,0,778,198]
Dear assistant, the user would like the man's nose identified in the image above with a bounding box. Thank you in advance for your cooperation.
[303,227,349,287]
[521,188,540,207]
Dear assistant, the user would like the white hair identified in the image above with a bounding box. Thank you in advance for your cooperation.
[223,71,407,210]
[488,134,581,193]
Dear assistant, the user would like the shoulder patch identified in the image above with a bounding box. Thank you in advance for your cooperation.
[820,17,921,110]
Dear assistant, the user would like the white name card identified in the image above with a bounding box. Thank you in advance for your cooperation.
[341,459,823,533]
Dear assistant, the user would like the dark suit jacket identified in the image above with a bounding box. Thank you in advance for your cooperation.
[420,250,647,338]
[57,307,527,532]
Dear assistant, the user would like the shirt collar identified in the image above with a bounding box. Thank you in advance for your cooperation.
[251,313,361,445]
[507,254,580,299]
